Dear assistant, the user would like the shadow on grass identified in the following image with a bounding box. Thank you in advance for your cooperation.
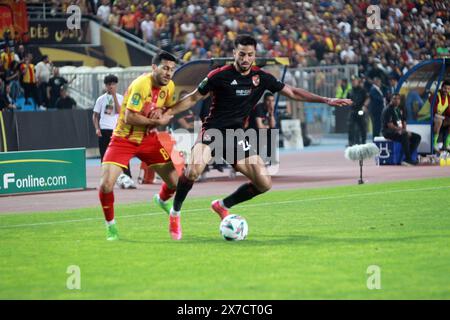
[118,233,447,246]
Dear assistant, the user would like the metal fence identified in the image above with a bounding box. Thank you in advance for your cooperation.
[60,66,151,109]
[62,64,358,110]
[290,64,359,97]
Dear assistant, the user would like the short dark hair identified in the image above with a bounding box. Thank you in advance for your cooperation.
[104,74,118,84]
[442,80,450,87]
[234,34,257,49]
[152,50,177,65]
[264,92,274,100]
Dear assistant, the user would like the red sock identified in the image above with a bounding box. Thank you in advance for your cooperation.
[159,182,176,202]
[99,190,115,222]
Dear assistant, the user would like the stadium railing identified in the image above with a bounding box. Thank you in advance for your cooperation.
[60,66,150,109]
[61,64,358,110]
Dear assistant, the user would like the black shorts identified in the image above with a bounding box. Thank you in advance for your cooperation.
[195,128,258,164]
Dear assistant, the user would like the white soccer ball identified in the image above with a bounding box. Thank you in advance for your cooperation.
[219,214,248,241]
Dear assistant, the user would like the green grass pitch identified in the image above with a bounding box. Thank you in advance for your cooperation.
[1,177,450,299]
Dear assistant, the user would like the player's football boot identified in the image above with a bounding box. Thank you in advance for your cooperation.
[153,194,171,215]
[169,214,182,240]
[106,224,119,241]
[211,200,229,220]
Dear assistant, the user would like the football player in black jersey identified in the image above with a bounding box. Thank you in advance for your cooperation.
[163,34,352,240]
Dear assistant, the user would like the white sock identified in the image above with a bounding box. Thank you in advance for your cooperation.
[105,219,116,226]
[157,194,166,204]
[219,200,228,210]
[170,208,180,216]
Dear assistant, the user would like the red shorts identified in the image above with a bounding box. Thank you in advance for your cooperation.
[102,133,171,169]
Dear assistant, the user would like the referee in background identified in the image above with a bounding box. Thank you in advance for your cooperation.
[92,74,136,189]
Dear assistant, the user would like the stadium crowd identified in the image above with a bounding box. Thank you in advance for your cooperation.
[26,0,449,81]
[89,0,449,80]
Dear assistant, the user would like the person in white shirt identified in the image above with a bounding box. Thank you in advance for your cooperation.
[92,74,135,189]
[180,16,196,48]
[96,0,111,24]
[140,13,154,43]
[35,55,52,109]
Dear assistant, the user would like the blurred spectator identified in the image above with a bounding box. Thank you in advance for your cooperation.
[35,55,52,109]
[172,90,196,132]
[382,93,421,165]
[1,46,14,72]
[347,75,368,146]
[108,5,121,30]
[14,45,26,63]
[368,77,386,139]
[0,81,17,111]
[248,92,276,131]
[96,0,111,24]
[120,11,137,35]
[431,80,450,152]
[55,85,76,109]
[141,13,155,43]
[92,74,122,160]
[335,78,351,99]
[20,53,39,107]
[180,15,196,48]
[247,92,276,159]
[405,89,424,122]
[386,75,399,104]
[4,60,22,101]
[47,67,68,109]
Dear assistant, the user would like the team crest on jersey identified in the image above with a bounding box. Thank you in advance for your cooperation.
[252,75,260,87]
[131,93,141,105]
[159,91,166,99]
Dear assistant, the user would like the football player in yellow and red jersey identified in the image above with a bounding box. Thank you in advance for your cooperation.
[99,51,178,241]
[431,80,450,152]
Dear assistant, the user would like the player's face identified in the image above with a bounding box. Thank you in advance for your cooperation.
[441,84,449,95]
[265,96,275,108]
[105,82,117,94]
[392,95,401,107]
[234,44,256,73]
[153,59,176,86]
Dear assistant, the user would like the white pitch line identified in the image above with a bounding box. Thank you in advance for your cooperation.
[0,185,449,230]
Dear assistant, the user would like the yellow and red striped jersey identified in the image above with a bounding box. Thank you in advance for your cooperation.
[20,63,36,83]
[113,73,175,144]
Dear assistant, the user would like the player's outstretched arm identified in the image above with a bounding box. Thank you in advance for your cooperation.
[166,89,207,116]
[281,84,353,107]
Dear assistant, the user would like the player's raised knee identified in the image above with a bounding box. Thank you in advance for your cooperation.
[185,168,201,181]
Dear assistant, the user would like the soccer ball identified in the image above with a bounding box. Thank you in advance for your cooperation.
[219,214,248,241]
[116,173,136,189]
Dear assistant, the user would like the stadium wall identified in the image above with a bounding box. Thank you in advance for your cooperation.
[0,110,97,152]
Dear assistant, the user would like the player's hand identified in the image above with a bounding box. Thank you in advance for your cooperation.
[148,108,163,119]
[96,128,102,137]
[157,113,173,126]
[325,98,353,107]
